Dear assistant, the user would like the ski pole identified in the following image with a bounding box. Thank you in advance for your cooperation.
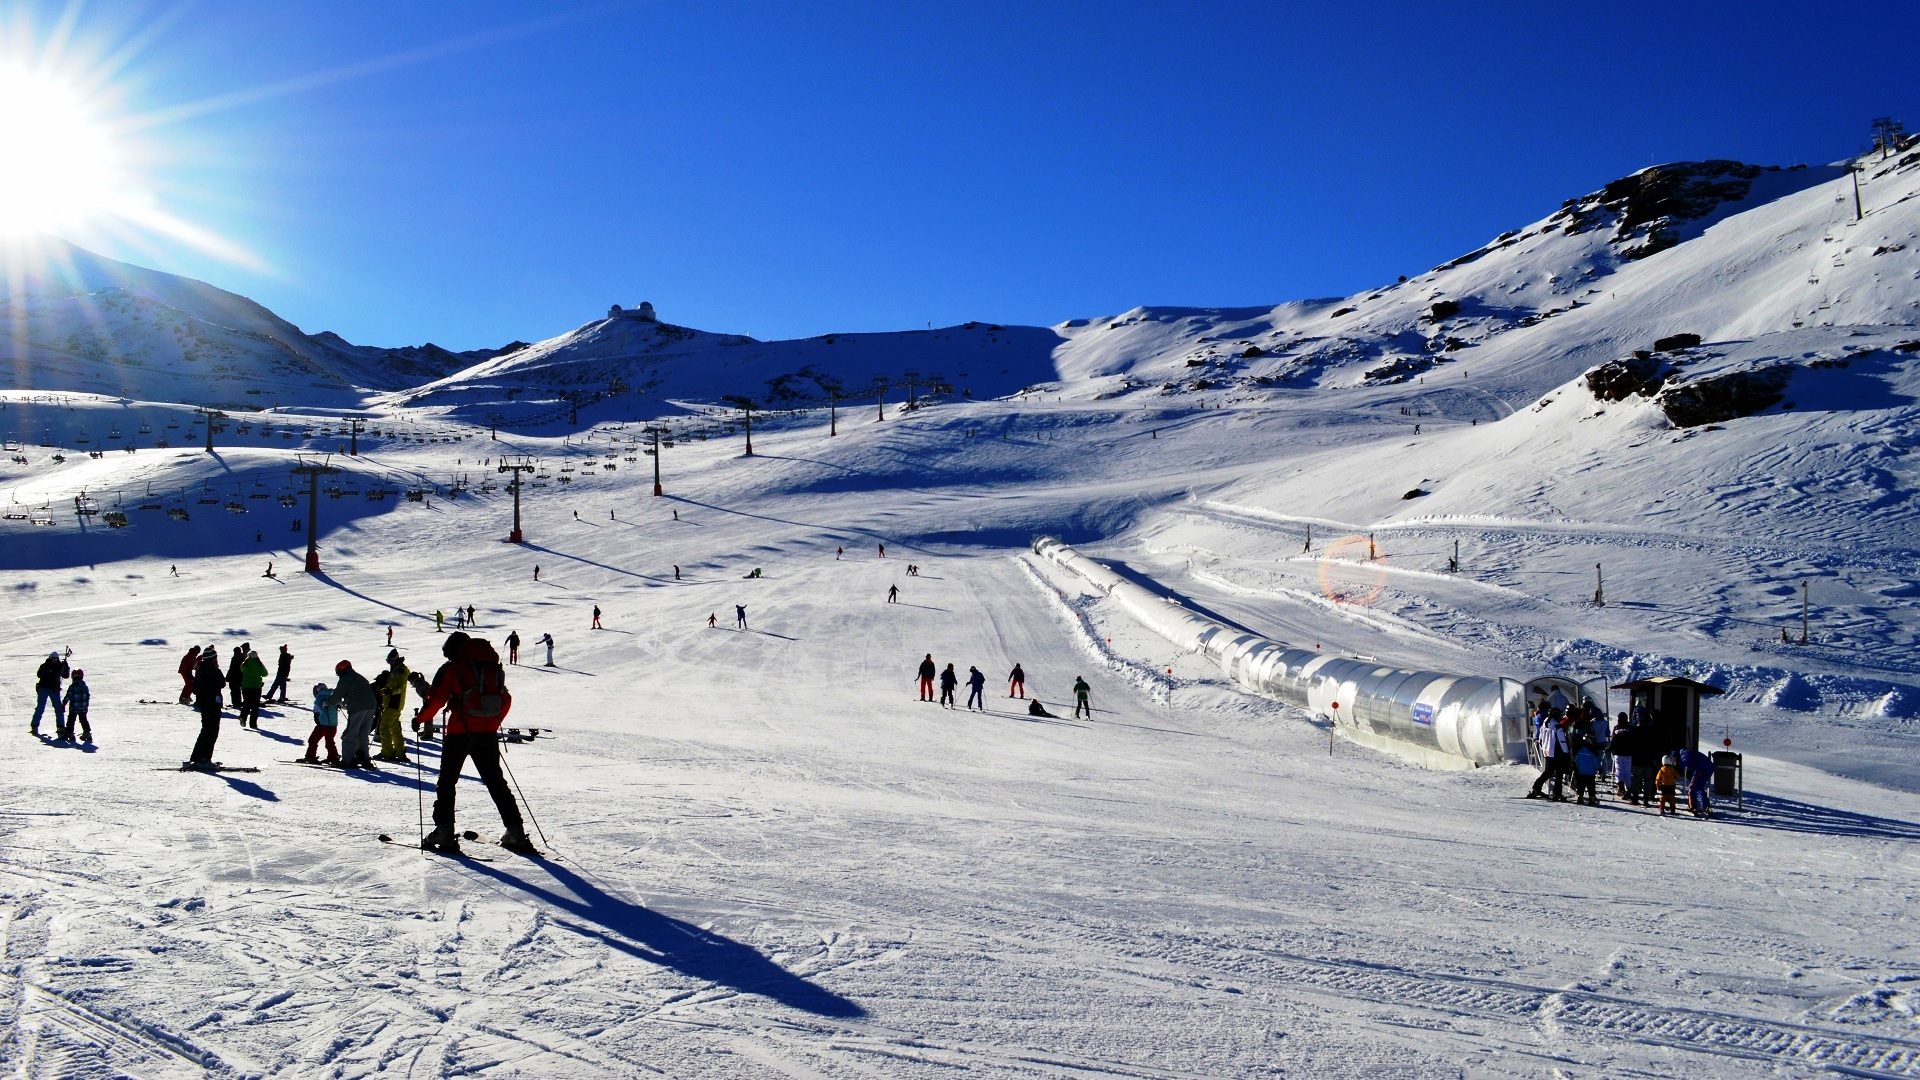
[497,743,548,848]
[416,731,426,848]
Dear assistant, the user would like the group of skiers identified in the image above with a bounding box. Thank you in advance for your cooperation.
[915,655,1092,719]
[30,650,89,742]
[165,630,535,855]
[1526,694,1715,817]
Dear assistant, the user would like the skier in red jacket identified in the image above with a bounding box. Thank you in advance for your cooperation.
[415,632,534,855]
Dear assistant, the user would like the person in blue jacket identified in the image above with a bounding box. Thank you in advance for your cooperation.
[1681,746,1716,818]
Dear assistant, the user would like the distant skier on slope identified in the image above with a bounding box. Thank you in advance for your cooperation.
[965,666,985,711]
[735,605,747,630]
[886,584,899,604]
[415,632,534,856]
[504,630,520,665]
[537,632,555,666]
[1007,663,1025,699]
[591,605,602,629]
[1072,676,1092,719]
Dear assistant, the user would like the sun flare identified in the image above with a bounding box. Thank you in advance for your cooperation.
[0,66,125,237]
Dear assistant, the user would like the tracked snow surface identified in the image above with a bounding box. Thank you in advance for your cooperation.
[1,148,1918,1076]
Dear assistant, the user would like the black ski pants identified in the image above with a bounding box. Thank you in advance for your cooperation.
[266,671,290,702]
[433,732,525,835]
[190,702,222,764]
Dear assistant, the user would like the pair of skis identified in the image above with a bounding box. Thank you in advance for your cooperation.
[377,831,544,860]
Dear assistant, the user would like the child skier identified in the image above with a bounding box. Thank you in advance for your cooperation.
[1655,755,1681,816]
[304,682,340,764]
[61,669,91,743]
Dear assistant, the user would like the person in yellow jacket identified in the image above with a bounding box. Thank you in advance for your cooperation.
[375,650,411,762]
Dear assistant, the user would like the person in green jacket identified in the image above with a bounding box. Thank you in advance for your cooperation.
[239,646,270,728]
[1072,676,1092,719]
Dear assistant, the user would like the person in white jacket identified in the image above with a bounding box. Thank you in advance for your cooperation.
[1526,712,1570,800]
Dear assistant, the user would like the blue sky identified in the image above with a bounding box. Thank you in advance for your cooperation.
[14,0,1917,349]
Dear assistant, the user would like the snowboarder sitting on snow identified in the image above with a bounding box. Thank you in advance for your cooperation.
[1027,699,1056,719]
[60,669,91,743]
[304,682,340,765]
[30,651,69,737]
[415,632,534,855]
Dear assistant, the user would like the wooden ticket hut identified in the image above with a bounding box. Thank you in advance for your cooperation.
[1610,676,1725,754]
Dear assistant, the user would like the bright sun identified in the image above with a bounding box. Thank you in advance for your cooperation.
[0,66,124,237]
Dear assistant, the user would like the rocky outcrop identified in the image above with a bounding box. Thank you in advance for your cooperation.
[1585,354,1672,402]
[1657,366,1792,428]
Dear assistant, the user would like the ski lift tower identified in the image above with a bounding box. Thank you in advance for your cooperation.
[643,424,667,496]
[291,454,340,572]
[500,456,535,542]
[347,417,366,456]
[194,407,227,453]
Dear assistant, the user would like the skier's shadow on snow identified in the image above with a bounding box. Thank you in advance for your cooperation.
[731,628,796,641]
[1725,792,1920,842]
[521,542,674,585]
[308,570,426,621]
[217,775,278,802]
[889,602,950,612]
[465,858,865,1019]
[250,728,302,746]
